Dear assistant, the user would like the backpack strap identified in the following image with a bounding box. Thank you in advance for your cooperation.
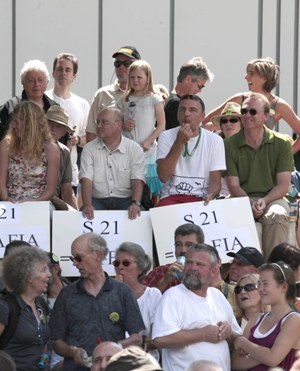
[0,291,21,349]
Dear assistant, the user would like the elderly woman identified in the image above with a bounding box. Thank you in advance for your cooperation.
[0,101,60,202]
[234,273,265,330]
[204,57,300,153]
[113,242,162,360]
[0,247,52,371]
[0,59,57,141]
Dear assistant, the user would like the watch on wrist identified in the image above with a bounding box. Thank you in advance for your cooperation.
[131,200,141,207]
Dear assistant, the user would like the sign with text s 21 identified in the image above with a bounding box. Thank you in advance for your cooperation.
[0,201,51,257]
[150,197,260,265]
[52,210,152,277]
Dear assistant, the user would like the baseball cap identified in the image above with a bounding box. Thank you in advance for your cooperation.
[227,247,264,268]
[112,46,141,60]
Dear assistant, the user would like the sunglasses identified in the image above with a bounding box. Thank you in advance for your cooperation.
[240,108,262,116]
[114,60,133,68]
[220,117,239,125]
[69,255,83,263]
[112,259,137,268]
[192,79,205,90]
[234,283,258,294]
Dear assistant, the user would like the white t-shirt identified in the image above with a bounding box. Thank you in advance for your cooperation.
[138,286,162,360]
[152,284,242,371]
[46,90,90,186]
[157,127,226,199]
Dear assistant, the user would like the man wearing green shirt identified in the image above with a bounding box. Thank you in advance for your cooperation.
[224,93,294,259]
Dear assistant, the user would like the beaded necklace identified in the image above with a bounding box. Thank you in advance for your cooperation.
[182,131,201,157]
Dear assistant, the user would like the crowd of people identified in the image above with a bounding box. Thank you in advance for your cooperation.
[1,45,300,370]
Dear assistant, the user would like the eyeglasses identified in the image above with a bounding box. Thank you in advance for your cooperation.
[95,119,113,126]
[220,117,240,125]
[192,79,205,90]
[112,259,137,268]
[114,60,133,68]
[69,255,83,263]
[174,242,195,249]
[234,283,258,294]
[240,108,263,116]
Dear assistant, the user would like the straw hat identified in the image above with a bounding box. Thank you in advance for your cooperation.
[46,105,75,133]
[211,102,241,128]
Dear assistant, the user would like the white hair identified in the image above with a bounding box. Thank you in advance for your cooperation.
[20,59,50,83]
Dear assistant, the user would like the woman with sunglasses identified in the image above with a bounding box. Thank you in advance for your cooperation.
[231,261,300,370]
[204,57,300,153]
[113,242,162,360]
[234,273,266,331]
[211,102,242,197]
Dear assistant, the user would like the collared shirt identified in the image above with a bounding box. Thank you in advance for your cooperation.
[80,135,146,198]
[224,126,294,197]
[142,264,181,290]
[86,81,124,134]
[49,274,145,371]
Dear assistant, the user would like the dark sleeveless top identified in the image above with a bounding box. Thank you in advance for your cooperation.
[248,311,298,371]
[241,94,279,129]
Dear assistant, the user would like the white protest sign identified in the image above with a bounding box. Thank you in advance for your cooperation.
[0,201,51,257]
[52,210,152,276]
[150,197,260,264]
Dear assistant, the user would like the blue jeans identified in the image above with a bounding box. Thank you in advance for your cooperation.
[92,197,132,210]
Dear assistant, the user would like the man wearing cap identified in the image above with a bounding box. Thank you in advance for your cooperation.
[86,46,141,142]
[224,93,294,259]
[46,105,78,210]
[226,247,264,283]
[46,53,90,195]
[165,56,214,130]
[157,94,226,206]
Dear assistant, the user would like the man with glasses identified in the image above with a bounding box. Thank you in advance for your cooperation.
[80,107,145,220]
[165,57,214,130]
[225,92,294,259]
[86,46,141,142]
[143,223,204,293]
[49,232,145,371]
[157,94,225,207]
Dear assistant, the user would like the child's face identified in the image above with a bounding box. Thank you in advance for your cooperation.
[130,68,148,94]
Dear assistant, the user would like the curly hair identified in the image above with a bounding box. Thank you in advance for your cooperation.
[3,246,50,293]
[6,101,54,161]
[115,242,152,282]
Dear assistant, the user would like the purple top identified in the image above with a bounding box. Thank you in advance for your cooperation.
[248,311,298,371]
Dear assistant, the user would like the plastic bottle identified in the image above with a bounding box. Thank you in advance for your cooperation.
[37,353,49,369]
[174,253,186,280]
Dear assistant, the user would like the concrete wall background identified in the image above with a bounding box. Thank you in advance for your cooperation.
[0,0,299,135]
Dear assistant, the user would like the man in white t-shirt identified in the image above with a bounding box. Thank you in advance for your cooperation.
[46,53,90,195]
[152,243,242,371]
[157,94,226,207]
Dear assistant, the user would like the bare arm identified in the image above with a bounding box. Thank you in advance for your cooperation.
[60,182,78,210]
[204,170,222,205]
[34,142,60,201]
[0,139,9,201]
[119,333,142,348]
[157,124,193,183]
[128,179,144,220]
[141,102,166,151]
[53,339,88,367]
[81,177,95,220]
[225,175,248,198]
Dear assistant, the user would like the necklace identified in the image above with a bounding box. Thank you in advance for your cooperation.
[182,131,201,157]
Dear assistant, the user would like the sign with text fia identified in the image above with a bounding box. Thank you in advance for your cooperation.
[0,202,50,257]
[52,210,152,277]
[150,197,260,265]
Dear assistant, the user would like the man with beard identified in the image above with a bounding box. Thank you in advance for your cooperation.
[152,243,242,371]
[156,94,226,207]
